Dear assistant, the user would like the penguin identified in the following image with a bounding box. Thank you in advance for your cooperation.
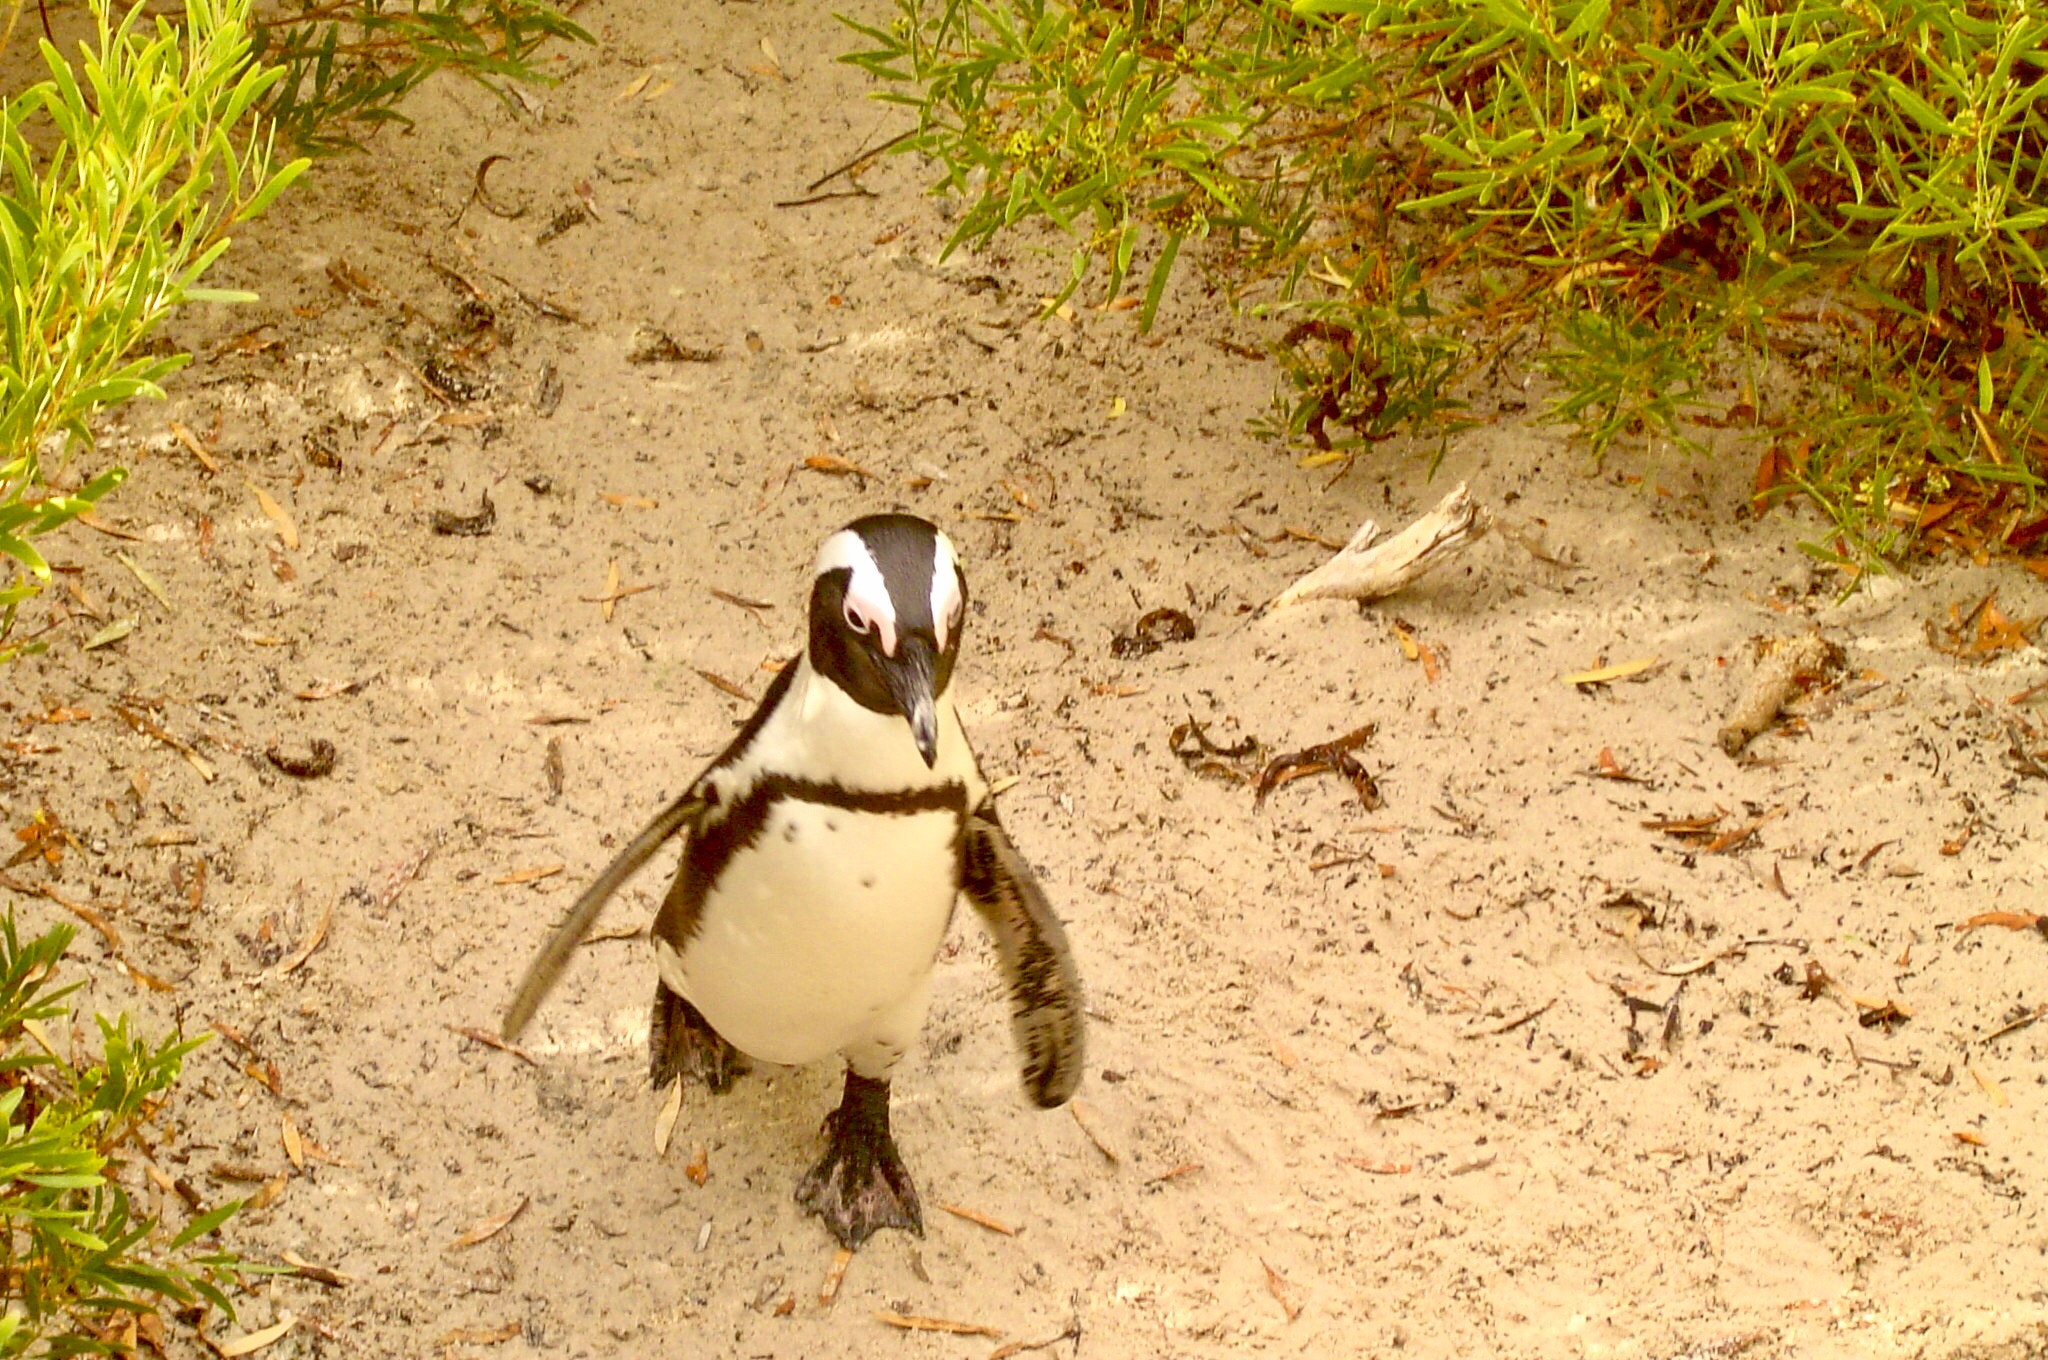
[501,513,1085,1248]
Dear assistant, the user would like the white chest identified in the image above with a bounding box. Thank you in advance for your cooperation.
[662,798,961,1065]
[658,664,983,1066]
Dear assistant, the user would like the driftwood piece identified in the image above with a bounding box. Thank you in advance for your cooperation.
[1717,633,1843,756]
[1260,483,1487,616]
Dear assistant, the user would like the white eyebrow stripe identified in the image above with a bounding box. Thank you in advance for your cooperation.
[930,530,961,651]
[814,528,899,656]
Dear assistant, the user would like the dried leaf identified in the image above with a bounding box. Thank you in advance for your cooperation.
[804,452,872,479]
[937,1202,1015,1235]
[245,1176,287,1211]
[1953,1130,1987,1147]
[654,1082,684,1157]
[280,1113,304,1171]
[1703,807,1783,855]
[873,1311,1002,1338]
[819,1247,853,1306]
[493,864,564,886]
[1338,1156,1414,1174]
[696,669,752,701]
[1956,911,2044,932]
[244,479,299,550]
[1562,656,1662,686]
[76,511,147,540]
[709,588,773,612]
[684,1143,709,1187]
[1644,811,1725,838]
[1968,1061,2010,1108]
[1854,998,1912,1032]
[1458,999,1555,1038]
[988,1325,1085,1360]
[436,1323,522,1346]
[1594,747,1647,782]
[1254,724,1378,810]
[216,1314,296,1357]
[449,1196,528,1249]
[1971,598,2033,654]
[114,552,172,611]
[280,1250,356,1287]
[278,892,334,973]
[1261,1260,1301,1322]
[448,1025,537,1066]
[602,560,619,622]
[1069,1099,1119,1163]
[599,493,658,509]
[294,678,370,701]
[170,420,221,473]
[1144,1162,1203,1184]
[83,617,137,651]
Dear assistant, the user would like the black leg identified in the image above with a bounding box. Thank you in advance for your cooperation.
[795,1070,923,1249]
[648,982,748,1093]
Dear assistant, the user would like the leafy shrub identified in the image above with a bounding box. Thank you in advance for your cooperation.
[844,0,2048,561]
[0,0,306,656]
[0,915,238,1356]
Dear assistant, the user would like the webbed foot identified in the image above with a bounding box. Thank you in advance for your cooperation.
[795,1070,922,1248]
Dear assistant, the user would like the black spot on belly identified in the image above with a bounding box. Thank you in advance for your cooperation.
[825,819,839,833]
[783,821,799,843]
[861,874,877,889]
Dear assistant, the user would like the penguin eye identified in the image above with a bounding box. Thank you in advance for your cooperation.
[843,602,872,635]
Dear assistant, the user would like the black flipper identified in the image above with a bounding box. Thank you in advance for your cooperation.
[795,1071,923,1249]
[649,981,749,1092]
[501,790,707,1040]
[961,803,1085,1108]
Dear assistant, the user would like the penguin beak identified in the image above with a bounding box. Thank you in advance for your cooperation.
[887,635,940,768]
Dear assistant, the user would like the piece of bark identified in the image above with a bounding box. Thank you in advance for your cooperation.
[1718,633,1842,756]
[1260,483,1487,616]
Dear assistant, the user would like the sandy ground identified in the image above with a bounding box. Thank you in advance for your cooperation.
[9,1,2048,1356]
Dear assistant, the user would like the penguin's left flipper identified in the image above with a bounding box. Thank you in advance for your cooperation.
[962,803,1085,1108]
[501,790,707,1040]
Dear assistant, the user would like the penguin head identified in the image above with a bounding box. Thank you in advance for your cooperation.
[808,514,967,767]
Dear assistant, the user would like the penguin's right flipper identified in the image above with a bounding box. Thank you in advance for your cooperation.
[962,804,1085,1108]
[501,790,706,1040]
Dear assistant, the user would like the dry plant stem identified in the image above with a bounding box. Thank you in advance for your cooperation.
[1718,634,1841,756]
[1262,482,1487,614]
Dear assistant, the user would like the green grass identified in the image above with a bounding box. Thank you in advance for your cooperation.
[842,0,2048,564]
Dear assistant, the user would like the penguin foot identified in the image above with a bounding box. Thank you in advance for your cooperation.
[796,1071,922,1249]
[649,984,748,1093]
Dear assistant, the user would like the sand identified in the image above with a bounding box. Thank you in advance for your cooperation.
[8,0,2047,1355]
